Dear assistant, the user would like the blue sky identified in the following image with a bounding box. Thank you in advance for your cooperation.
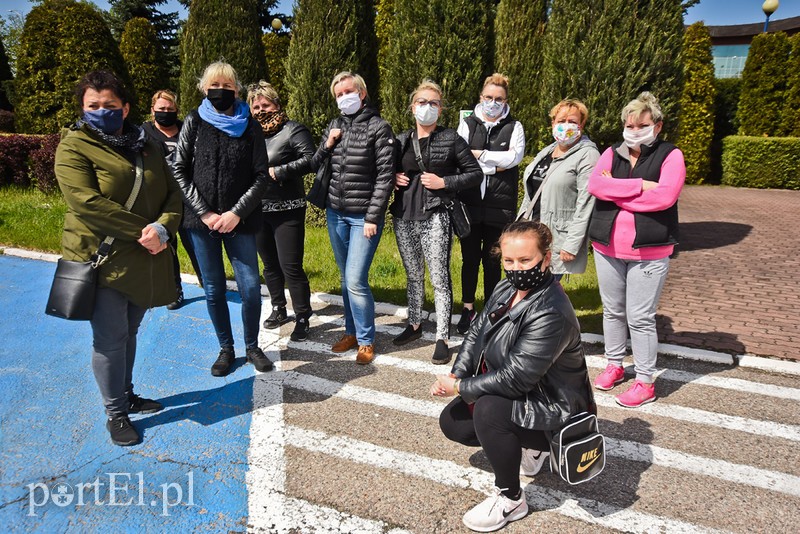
[4,0,800,27]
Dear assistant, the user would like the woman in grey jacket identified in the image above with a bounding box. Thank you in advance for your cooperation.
[432,220,593,532]
[518,99,599,278]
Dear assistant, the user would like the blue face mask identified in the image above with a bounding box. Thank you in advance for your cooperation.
[83,108,124,134]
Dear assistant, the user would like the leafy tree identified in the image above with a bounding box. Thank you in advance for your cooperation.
[379,0,493,132]
[0,11,25,75]
[0,37,12,110]
[781,33,800,137]
[284,0,378,137]
[737,31,791,137]
[179,0,268,112]
[541,0,684,150]
[262,31,290,99]
[495,0,547,154]
[120,17,170,120]
[16,0,130,133]
[678,22,715,184]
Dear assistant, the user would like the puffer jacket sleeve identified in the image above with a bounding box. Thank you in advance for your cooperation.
[230,119,268,218]
[442,135,482,192]
[365,118,396,224]
[172,112,211,219]
[458,308,571,404]
[273,122,315,182]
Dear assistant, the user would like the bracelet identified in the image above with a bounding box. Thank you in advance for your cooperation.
[453,379,461,396]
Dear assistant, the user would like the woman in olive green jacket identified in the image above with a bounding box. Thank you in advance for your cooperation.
[55,71,183,447]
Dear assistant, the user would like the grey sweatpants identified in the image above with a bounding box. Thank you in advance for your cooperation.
[90,286,147,417]
[594,251,670,383]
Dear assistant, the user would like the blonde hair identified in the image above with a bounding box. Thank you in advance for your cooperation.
[549,99,589,127]
[197,61,242,93]
[481,73,510,97]
[330,71,368,98]
[409,79,444,108]
[621,91,663,124]
[246,80,281,108]
[150,90,178,121]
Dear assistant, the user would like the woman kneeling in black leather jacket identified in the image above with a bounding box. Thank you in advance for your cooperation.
[431,220,594,532]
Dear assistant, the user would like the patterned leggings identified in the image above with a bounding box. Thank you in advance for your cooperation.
[394,210,453,340]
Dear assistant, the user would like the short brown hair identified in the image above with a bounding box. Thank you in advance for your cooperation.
[494,220,553,258]
[75,70,130,111]
[549,99,589,127]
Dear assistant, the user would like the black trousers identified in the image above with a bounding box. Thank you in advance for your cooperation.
[439,395,549,495]
[255,207,312,318]
[459,221,504,304]
[171,226,203,289]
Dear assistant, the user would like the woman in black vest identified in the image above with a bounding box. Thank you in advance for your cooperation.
[391,80,481,364]
[456,73,526,335]
[247,81,315,342]
[587,92,686,408]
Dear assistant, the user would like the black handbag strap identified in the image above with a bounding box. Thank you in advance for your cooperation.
[93,154,144,267]
[411,131,427,173]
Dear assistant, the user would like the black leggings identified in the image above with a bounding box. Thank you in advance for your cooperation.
[459,221,504,304]
[439,395,549,495]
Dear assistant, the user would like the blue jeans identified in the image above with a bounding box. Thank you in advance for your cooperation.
[326,208,384,345]
[188,229,262,349]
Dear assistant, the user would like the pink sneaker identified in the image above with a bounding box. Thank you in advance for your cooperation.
[615,380,655,408]
[594,364,625,391]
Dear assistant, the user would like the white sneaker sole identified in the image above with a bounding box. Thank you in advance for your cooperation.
[462,501,528,532]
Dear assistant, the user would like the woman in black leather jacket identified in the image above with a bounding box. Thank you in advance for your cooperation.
[431,220,594,532]
[172,61,272,378]
[390,80,481,364]
[247,81,315,342]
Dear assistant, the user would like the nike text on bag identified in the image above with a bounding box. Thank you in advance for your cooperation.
[548,412,605,485]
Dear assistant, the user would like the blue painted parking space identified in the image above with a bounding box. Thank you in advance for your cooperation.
[0,254,254,532]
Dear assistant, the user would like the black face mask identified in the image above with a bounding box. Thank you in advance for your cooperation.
[206,88,236,111]
[153,111,178,127]
[504,260,551,292]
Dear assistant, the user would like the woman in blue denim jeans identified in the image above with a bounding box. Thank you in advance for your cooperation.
[310,71,396,364]
[173,61,272,377]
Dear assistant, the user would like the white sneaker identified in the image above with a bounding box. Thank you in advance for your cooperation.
[520,448,549,476]
[462,487,528,532]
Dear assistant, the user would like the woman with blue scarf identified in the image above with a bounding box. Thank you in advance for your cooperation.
[173,61,271,377]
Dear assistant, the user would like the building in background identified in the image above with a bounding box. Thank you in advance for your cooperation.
[709,16,800,78]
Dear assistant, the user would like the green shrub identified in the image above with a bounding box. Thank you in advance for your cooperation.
[737,32,791,137]
[262,32,289,98]
[120,17,170,121]
[678,22,716,185]
[721,136,800,190]
[710,78,741,182]
[0,36,12,111]
[781,33,800,137]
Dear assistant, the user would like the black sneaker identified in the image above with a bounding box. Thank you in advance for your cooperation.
[166,289,184,310]
[456,308,476,335]
[106,415,140,446]
[128,393,163,414]
[290,317,310,342]
[392,324,422,346]
[211,347,235,377]
[432,339,451,365]
[246,346,273,372]
[263,307,289,329]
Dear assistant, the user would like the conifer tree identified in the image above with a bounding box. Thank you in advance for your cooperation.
[541,0,684,150]
[678,22,715,184]
[737,31,791,137]
[284,0,378,137]
[495,0,547,153]
[0,37,12,111]
[179,0,268,112]
[781,33,800,137]
[262,31,289,98]
[120,17,170,120]
[379,0,493,132]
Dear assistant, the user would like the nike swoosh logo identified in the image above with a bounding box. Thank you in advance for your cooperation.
[502,502,523,518]
[576,455,600,473]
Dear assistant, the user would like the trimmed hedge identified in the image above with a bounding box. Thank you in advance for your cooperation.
[0,133,59,192]
[721,136,800,190]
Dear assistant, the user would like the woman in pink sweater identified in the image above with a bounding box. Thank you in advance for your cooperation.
[587,92,685,408]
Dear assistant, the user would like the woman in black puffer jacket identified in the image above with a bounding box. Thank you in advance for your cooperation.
[309,71,395,365]
[247,81,315,342]
[390,80,481,364]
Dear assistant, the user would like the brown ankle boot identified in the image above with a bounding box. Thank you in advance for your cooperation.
[331,334,357,353]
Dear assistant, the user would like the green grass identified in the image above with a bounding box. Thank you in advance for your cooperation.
[0,186,602,333]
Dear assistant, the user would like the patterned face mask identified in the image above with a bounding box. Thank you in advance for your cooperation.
[505,260,549,292]
[552,123,581,146]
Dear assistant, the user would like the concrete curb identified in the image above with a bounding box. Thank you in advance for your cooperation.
[5,245,798,376]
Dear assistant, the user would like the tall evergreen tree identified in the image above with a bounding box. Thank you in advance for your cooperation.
[16,0,130,133]
[678,22,715,184]
[179,0,268,112]
[120,17,170,120]
[284,0,379,137]
[379,0,493,132]
[541,0,684,150]
[262,31,290,98]
[737,32,791,137]
[780,33,800,137]
[495,0,547,154]
[178,0,286,31]
[0,37,12,110]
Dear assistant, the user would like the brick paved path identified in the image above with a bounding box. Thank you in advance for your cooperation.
[657,185,800,361]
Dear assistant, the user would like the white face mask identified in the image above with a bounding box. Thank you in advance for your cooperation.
[336,92,362,115]
[414,104,439,126]
[552,123,581,146]
[623,124,657,151]
[482,100,504,119]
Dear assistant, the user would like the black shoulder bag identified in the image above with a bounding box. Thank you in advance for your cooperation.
[307,119,341,209]
[45,155,145,320]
